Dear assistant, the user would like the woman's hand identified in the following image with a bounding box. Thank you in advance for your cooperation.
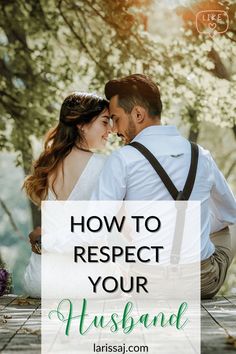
[28,226,41,255]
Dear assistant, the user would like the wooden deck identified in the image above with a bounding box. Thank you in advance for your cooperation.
[0,295,41,353]
[0,295,235,353]
[201,296,236,353]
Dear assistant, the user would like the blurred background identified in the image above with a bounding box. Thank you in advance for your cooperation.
[0,0,235,294]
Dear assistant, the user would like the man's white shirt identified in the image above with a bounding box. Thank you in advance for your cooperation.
[91,125,236,260]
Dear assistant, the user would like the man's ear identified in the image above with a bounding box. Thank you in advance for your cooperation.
[131,105,146,123]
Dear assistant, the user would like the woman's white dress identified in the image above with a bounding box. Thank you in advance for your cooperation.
[23,153,109,298]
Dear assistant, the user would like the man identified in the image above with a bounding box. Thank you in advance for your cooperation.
[91,73,236,299]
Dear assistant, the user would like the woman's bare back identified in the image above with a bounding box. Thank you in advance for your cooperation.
[48,148,93,200]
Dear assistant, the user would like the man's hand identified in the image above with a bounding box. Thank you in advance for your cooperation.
[29,226,41,255]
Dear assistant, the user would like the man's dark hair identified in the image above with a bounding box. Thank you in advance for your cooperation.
[105,74,162,118]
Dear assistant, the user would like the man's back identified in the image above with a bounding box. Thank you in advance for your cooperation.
[92,125,236,260]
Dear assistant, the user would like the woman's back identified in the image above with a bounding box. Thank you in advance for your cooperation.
[48,149,107,201]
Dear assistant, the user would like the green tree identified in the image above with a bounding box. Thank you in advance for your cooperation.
[1,0,236,228]
[0,0,73,225]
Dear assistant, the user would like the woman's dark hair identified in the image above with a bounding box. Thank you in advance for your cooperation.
[105,74,162,118]
[23,92,108,205]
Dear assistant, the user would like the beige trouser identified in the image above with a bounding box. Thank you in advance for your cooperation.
[128,226,235,300]
[201,226,235,299]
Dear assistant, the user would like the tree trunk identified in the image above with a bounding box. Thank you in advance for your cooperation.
[29,201,41,228]
[21,139,41,228]
[208,49,236,140]
[188,127,199,143]
[188,109,199,143]
[233,125,236,140]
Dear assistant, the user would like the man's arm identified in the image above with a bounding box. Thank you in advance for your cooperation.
[91,150,127,200]
[210,153,236,232]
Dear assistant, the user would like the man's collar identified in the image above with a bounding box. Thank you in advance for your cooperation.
[131,125,180,142]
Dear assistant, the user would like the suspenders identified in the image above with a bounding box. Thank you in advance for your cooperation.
[128,141,199,264]
[128,141,199,201]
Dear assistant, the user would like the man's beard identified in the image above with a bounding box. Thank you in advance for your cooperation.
[125,116,136,144]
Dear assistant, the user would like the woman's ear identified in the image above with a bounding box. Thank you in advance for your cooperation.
[76,124,84,133]
[131,105,146,124]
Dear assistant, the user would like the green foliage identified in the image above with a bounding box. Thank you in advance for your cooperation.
[1,0,236,166]
[0,0,72,169]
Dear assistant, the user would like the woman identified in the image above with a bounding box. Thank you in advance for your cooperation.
[23,92,114,298]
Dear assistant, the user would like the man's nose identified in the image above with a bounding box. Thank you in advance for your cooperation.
[112,126,118,133]
[110,122,117,133]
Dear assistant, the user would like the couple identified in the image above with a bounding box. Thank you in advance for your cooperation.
[23,74,236,299]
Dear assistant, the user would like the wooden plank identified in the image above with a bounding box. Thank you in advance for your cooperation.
[1,295,236,353]
[2,350,40,353]
[0,295,18,311]
[0,296,41,353]
[202,297,236,336]
[201,297,236,353]
[201,305,228,353]
[224,295,236,307]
